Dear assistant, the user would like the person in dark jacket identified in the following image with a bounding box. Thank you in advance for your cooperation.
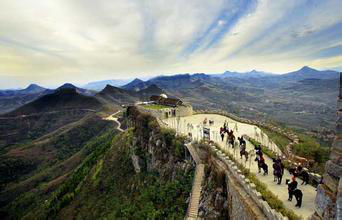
[220,127,225,141]
[276,158,285,184]
[255,154,268,175]
[286,176,303,208]
[287,177,298,201]
[238,136,248,161]
[255,144,262,156]
[297,166,309,185]
[273,159,281,182]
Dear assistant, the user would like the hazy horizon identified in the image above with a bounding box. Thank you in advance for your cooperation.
[1,65,340,90]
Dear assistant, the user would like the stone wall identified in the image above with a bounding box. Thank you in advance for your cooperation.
[176,104,193,117]
[136,105,168,119]
[193,140,286,219]
[198,155,263,220]
[137,104,193,119]
[208,145,289,220]
[312,73,342,219]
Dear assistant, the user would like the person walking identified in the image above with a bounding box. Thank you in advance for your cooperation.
[255,144,262,159]
[287,177,298,201]
[278,159,285,184]
[220,127,225,141]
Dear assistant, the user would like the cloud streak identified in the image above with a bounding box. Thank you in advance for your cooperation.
[0,0,341,88]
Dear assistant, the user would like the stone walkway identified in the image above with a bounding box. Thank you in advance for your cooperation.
[185,143,204,220]
[164,114,317,219]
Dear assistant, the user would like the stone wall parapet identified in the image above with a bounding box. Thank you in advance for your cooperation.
[208,143,289,220]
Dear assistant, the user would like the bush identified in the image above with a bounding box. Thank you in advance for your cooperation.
[260,127,290,152]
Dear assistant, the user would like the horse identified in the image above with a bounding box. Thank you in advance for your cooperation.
[255,155,268,175]
[240,147,249,161]
[209,120,214,126]
[238,137,248,161]
[203,118,208,125]
[272,159,283,184]
[227,132,235,148]
[297,166,309,185]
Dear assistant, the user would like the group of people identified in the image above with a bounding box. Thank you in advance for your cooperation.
[257,144,304,208]
[217,121,307,209]
[220,123,250,162]
[220,122,236,148]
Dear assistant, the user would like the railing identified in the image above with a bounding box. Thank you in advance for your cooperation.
[194,109,314,168]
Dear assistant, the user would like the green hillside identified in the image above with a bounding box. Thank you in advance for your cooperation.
[0,106,194,220]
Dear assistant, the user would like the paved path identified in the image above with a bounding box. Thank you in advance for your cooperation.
[185,143,204,220]
[104,111,124,132]
[164,114,316,219]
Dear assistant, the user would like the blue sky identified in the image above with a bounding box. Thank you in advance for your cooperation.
[0,0,341,88]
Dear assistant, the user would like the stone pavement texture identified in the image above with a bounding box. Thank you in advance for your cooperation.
[164,113,317,219]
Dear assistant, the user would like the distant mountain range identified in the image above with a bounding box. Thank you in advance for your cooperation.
[83,79,133,91]
[120,66,339,91]
[212,70,275,78]
[0,66,339,132]
[5,88,102,117]
[0,83,95,114]
[57,83,96,96]
[96,84,165,106]
[0,84,51,96]
[118,66,339,133]
[277,66,339,80]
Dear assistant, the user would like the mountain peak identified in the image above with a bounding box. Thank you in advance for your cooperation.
[26,83,41,89]
[299,66,316,72]
[132,78,143,83]
[58,83,77,89]
[101,84,123,94]
[23,83,46,93]
[55,87,77,94]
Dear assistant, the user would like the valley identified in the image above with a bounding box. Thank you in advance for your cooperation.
[0,66,338,219]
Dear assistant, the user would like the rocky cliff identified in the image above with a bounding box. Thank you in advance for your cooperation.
[126,105,195,180]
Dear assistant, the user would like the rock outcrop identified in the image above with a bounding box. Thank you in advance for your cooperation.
[127,105,195,180]
[198,165,229,219]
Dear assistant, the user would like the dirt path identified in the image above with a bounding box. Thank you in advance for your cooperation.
[103,111,124,132]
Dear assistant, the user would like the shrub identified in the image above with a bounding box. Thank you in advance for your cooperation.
[260,127,291,152]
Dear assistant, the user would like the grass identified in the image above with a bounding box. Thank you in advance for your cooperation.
[142,104,170,110]
[261,125,330,175]
[292,133,330,174]
[260,127,291,152]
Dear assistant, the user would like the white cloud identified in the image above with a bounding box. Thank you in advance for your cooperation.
[0,0,341,88]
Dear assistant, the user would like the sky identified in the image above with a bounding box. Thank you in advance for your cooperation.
[0,0,341,89]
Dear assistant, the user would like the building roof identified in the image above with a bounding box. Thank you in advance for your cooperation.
[150,95,162,102]
[149,95,183,107]
[159,97,183,107]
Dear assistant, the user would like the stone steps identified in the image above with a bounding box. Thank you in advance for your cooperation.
[186,163,204,220]
[185,143,204,220]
